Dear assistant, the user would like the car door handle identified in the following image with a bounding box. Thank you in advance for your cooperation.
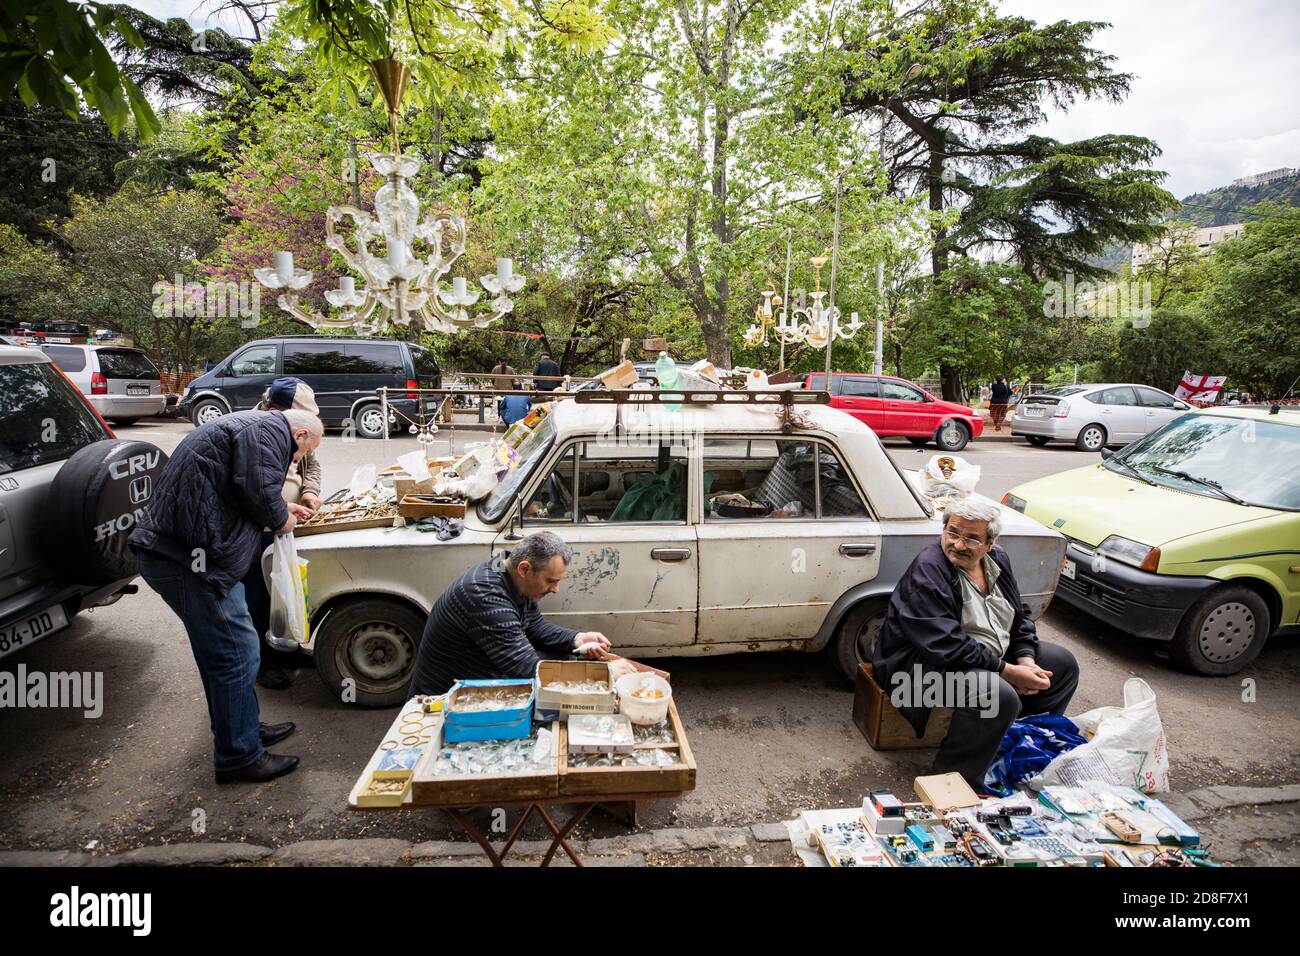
[839,543,877,557]
[651,548,692,562]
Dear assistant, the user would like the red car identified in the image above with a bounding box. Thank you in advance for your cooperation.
[804,372,983,451]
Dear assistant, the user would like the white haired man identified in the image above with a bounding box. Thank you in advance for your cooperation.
[411,531,632,695]
[872,497,1079,791]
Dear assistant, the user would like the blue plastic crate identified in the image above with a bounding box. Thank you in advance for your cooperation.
[443,679,536,742]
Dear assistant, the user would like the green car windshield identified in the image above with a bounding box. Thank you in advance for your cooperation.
[1107,414,1300,510]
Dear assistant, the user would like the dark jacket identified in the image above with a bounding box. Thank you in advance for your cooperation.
[498,393,532,426]
[532,358,562,391]
[129,411,294,595]
[872,542,1039,738]
[990,381,1012,404]
[411,555,579,695]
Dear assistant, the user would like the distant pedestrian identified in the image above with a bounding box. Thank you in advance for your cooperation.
[532,351,562,392]
[499,392,532,427]
[989,377,1012,431]
[492,357,517,389]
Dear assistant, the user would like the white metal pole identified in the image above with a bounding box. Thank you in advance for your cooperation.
[825,173,842,379]
[873,261,885,375]
[779,228,792,372]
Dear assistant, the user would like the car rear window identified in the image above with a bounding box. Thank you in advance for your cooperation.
[409,344,439,378]
[347,342,404,375]
[40,345,87,372]
[96,348,158,379]
[0,361,110,474]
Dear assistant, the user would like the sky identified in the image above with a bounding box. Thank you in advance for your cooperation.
[133,0,1300,201]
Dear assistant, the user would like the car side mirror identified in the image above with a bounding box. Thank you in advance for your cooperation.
[1099,447,1114,460]
[504,493,525,541]
[923,393,935,402]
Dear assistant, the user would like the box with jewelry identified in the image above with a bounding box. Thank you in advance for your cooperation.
[356,769,413,808]
[566,713,636,754]
[443,679,536,743]
[411,720,561,805]
[535,660,617,720]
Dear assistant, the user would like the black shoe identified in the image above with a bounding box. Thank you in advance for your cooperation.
[259,721,296,747]
[215,751,299,784]
[257,666,293,690]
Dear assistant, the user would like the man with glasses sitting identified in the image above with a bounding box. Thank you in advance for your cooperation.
[872,497,1079,791]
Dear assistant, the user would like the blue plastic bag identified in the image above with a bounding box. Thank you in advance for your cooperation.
[986,714,1087,792]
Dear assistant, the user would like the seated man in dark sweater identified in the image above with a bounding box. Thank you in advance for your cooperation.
[411,531,620,695]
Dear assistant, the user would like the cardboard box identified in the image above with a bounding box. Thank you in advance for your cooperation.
[534,660,617,720]
[443,679,535,742]
[851,663,952,750]
[597,360,639,389]
[915,772,981,811]
[566,713,635,753]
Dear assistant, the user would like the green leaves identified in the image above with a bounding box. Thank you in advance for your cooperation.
[0,1,161,139]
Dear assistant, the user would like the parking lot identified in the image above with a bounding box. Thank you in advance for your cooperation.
[2,419,1297,861]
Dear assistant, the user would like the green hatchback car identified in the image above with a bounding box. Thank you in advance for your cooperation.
[1002,405,1300,675]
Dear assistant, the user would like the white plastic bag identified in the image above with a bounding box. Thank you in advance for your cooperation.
[1030,678,1170,794]
[921,454,980,504]
[268,533,310,648]
[349,463,377,499]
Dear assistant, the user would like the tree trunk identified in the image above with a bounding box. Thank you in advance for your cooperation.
[928,140,961,401]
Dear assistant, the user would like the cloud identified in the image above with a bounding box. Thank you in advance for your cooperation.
[999,0,1300,198]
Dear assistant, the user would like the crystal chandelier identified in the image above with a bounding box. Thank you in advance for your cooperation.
[762,256,863,349]
[254,59,525,336]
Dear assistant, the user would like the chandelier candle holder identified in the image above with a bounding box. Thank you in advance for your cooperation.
[253,59,525,336]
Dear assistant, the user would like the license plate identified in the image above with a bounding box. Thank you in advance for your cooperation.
[0,603,70,659]
[1061,558,1076,581]
[1022,405,1045,417]
[127,384,149,396]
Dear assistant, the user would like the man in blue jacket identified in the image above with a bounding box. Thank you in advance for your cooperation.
[872,497,1078,791]
[129,408,322,783]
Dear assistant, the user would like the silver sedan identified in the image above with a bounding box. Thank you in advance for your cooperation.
[1011,384,1192,451]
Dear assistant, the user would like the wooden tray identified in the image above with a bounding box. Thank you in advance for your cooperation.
[409,721,560,806]
[558,699,696,797]
[294,500,400,536]
[397,494,467,519]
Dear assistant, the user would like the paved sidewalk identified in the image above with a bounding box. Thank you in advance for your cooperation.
[4,784,1295,868]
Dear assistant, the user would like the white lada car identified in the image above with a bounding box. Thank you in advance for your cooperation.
[293,397,1066,705]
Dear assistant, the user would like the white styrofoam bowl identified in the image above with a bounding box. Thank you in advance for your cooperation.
[615,672,672,725]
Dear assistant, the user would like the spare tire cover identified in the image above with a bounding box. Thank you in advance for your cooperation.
[43,439,169,585]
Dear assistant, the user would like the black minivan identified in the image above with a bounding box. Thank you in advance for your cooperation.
[178,336,441,438]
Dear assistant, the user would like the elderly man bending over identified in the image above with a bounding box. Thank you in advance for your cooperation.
[872,497,1079,791]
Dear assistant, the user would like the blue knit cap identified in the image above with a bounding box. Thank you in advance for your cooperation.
[266,376,302,409]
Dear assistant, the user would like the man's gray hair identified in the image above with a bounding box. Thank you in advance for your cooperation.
[282,408,323,440]
[942,497,1003,541]
[508,531,573,569]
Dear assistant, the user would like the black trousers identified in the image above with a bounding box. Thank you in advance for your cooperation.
[934,641,1080,791]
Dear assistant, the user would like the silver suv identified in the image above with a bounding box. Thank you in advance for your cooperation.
[0,346,167,659]
[36,343,166,425]
[1011,383,1191,451]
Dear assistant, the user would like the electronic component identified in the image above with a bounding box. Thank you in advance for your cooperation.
[870,790,905,818]
[931,825,957,850]
[958,832,998,867]
[863,799,907,835]
[906,824,934,852]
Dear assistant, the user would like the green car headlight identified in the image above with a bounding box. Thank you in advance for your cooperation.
[1098,535,1160,571]
[1001,493,1026,513]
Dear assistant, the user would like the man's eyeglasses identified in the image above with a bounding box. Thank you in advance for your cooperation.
[943,526,987,550]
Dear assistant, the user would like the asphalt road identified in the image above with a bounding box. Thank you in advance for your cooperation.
[2,418,1297,853]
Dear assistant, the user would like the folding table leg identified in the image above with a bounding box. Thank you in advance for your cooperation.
[538,803,595,867]
[443,808,505,866]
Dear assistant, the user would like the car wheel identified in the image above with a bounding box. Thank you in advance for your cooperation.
[109,417,140,426]
[906,437,930,448]
[1074,424,1106,452]
[354,403,389,439]
[1025,435,1051,447]
[1171,585,1270,676]
[313,598,426,706]
[192,399,225,427]
[934,420,969,452]
[831,600,888,684]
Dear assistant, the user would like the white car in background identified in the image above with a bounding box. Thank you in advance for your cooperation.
[1011,383,1192,451]
[36,344,166,425]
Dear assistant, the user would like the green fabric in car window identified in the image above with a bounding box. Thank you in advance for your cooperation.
[609,462,709,522]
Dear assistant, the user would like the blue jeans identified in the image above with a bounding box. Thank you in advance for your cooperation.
[136,550,264,771]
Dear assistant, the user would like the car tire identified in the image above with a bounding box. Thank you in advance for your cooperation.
[1170,585,1270,676]
[354,403,390,440]
[41,439,169,585]
[906,437,930,448]
[1074,424,1106,452]
[313,597,425,707]
[831,600,889,684]
[934,420,970,452]
[191,399,225,427]
[1024,435,1051,447]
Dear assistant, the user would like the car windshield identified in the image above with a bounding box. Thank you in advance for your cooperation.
[480,416,557,521]
[1108,414,1300,510]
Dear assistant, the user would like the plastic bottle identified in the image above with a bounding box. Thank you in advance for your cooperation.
[655,351,681,412]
